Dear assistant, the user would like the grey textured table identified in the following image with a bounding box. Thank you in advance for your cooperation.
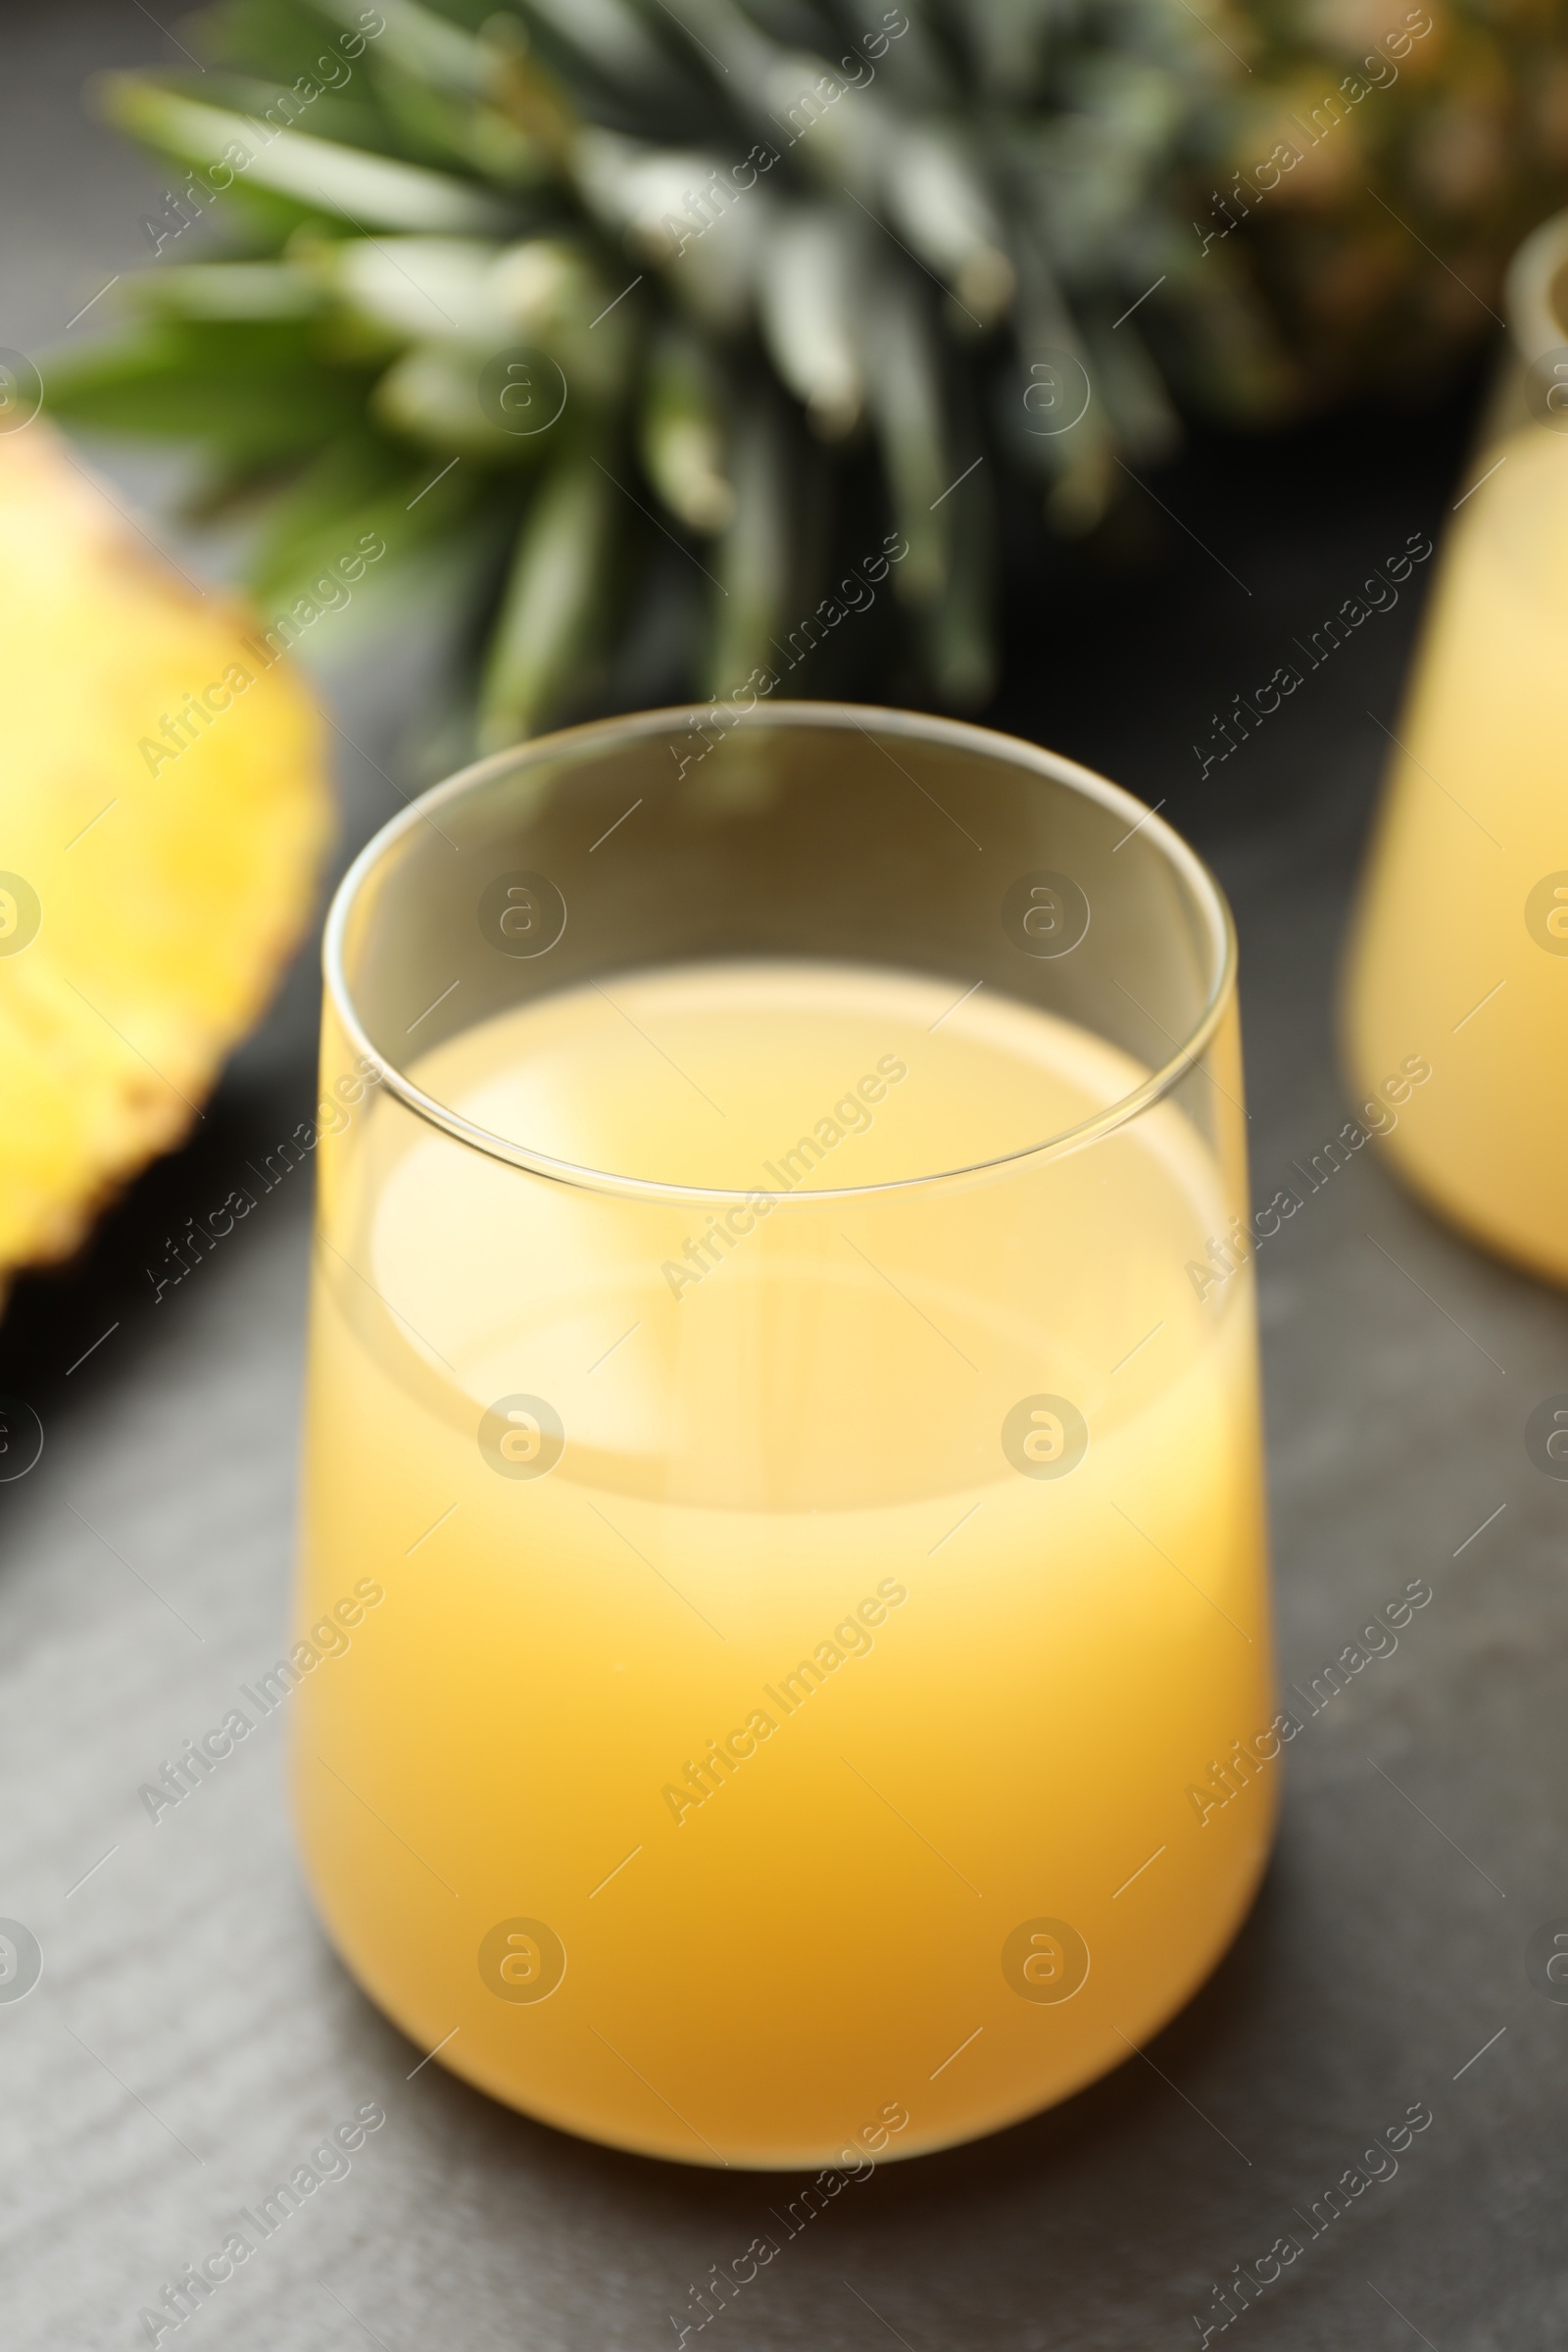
[3,11,1566,2348]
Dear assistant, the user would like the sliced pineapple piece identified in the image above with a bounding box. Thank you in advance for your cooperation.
[0,421,330,1286]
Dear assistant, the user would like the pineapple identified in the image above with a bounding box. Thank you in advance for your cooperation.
[0,421,328,1290]
[41,0,1568,744]
[1191,0,1568,407]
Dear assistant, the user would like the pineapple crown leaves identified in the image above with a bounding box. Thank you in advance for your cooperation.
[47,0,1271,746]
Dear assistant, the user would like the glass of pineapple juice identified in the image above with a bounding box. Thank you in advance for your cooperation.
[1344,207,1568,1280]
[294,703,1276,2168]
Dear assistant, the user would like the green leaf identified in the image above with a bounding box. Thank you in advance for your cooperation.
[301,232,514,339]
[366,74,544,183]
[755,206,862,438]
[125,260,324,318]
[200,0,364,83]
[638,328,732,532]
[42,320,372,461]
[513,0,696,115]
[881,123,1015,322]
[371,340,556,457]
[96,75,518,231]
[704,388,794,695]
[569,129,769,333]
[247,430,497,646]
[248,429,417,579]
[315,0,494,99]
[478,456,616,746]
[299,233,633,413]
[855,268,951,607]
[921,429,996,708]
[1001,223,1118,527]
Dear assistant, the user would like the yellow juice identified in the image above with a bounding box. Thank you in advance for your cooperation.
[293,959,1275,2167]
[1344,419,1568,1280]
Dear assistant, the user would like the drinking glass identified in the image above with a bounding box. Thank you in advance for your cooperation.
[293,702,1276,2169]
[1344,205,1568,1279]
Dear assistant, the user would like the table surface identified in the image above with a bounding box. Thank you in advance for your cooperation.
[4,13,1566,2349]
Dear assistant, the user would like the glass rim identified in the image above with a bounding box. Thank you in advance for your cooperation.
[321,700,1238,1203]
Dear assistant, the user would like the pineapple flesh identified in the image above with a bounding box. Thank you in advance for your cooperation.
[0,422,329,1291]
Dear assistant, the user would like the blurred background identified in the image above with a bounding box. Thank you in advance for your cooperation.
[7,0,1560,1373]
[5,4,1568,2348]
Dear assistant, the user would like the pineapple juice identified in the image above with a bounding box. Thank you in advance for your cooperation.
[1345,420,1568,1278]
[293,959,1275,2166]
